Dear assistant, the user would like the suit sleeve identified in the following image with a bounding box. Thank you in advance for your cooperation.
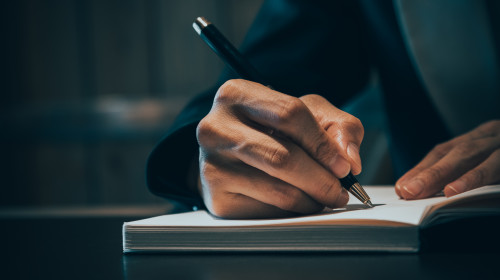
[146,0,370,209]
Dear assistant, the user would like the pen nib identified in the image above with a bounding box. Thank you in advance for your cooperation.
[366,200,374,208]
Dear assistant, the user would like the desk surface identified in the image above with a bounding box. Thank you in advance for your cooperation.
[1,207,499,280]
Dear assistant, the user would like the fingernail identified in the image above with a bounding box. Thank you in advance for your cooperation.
[395,183,403,197]
[446,180,466,196]
[403,179,423,197]
[330,154,351,178]
[395,186,403,199]
[347,142,362,172]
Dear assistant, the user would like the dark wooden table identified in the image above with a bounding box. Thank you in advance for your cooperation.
[1,207,499,280]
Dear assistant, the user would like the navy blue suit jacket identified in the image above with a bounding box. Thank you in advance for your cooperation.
[146,0,455,208]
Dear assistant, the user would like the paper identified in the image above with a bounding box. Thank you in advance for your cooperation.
[123,185,500,253]
[126,185,500,228]
[126,186,445,227]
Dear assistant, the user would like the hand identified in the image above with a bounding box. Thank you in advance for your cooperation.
[196,79,364,218]
[396,120,500,199]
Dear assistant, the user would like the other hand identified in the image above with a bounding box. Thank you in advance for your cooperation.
[196,79,364,218]
[396,120,500,199]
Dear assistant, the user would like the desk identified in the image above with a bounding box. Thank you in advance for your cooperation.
[1,207,498,280]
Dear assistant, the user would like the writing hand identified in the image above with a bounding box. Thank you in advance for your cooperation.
[396,120,500,199]
[196,79,363,218]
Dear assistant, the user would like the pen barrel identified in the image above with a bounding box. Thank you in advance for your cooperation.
[339,173,371,205]
[339,173,357,191]
[199,24,268,85]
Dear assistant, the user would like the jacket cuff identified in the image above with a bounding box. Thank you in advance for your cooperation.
[146,120,205,209]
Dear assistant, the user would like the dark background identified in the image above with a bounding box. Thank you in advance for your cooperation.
[1,0,392,209]
[1,0,264,207]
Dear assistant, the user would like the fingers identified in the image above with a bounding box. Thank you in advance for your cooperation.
[444,149,500,196]
[197,110,348,218]
[300,94,364,175]
[394,122,498,198]
[212,194,299,219]
[395,122,500,197]
[395,143,455,198]
[395,142,453,197]
[215,80,353,178]
[234,129,350,209]
[200,158,324,218]
[200,117,349,209]
[197,79,362,218]
[397,134,500,200]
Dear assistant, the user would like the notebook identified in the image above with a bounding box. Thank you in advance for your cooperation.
[123,185,500,253]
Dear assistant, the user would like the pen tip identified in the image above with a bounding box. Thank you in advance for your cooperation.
[366,200,374,208]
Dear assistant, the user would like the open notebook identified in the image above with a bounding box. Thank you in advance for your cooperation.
[123,185,500,253]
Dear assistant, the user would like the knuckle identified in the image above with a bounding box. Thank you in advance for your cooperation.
[342,115,364,141]
[308,93,325,101]
[465,168,487,186]
[232,137,253,156]
[493,120,500,130]
[347,115,363,130]
[196,117,217,146]
[431,143,449,159]
[273,187,303,212]
[300,94,326,104]
[424,165,447,183]
[266,145,293,169]
[470,120,500,139]
[274,97,307,124]
[317,179,337,202]
[313,135,334,161]
[480,119,500,131]
[454,142,477,156]
[214,79,241,104]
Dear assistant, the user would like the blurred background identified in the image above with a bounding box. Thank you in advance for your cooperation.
[1,0,264,208]
[1,0,392,210]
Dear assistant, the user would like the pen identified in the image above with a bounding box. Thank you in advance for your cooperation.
[193,17,373,208]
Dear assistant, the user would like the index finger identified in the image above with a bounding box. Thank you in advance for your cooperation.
[300,94,364,175]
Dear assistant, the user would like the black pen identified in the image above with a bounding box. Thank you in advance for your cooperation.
[193,17,373,208]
